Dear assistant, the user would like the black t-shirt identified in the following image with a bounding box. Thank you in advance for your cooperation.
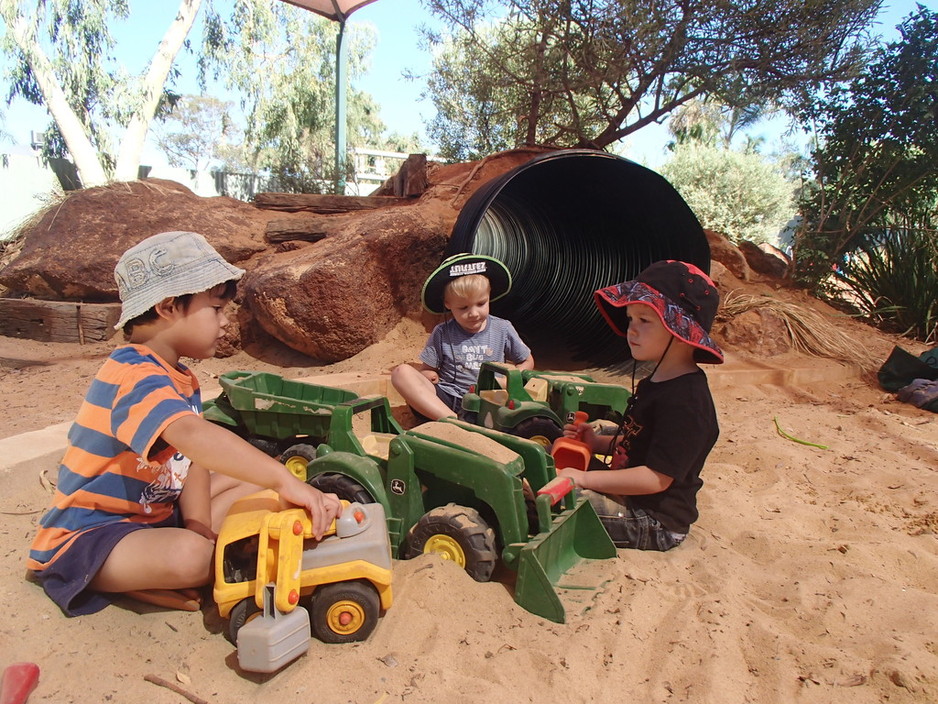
[611,369,719,533]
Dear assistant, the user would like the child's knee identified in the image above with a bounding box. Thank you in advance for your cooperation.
[173,533,215,584]
[390,363,412,387]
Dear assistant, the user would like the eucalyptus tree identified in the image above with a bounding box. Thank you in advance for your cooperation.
[1,0,201,186]
[421,0,881,160]
[794,5,938,287]
[197,1,387,192]
[1,0,387,191]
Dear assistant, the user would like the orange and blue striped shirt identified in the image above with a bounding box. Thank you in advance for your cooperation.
[28,344,201,570]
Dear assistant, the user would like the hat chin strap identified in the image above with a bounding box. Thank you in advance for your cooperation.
[606,336,676,467]
[625,334,673,406]
[646,336,674,382]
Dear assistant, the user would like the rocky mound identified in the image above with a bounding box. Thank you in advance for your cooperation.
[0,148,873,368]
[0,151,549,362]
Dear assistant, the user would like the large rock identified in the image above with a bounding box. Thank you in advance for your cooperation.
[738,239,790,279]
[0,179,268,300]
[239,206,451,361]
[705,229,751,281]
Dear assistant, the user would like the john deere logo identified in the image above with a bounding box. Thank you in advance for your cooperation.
[390,478,406,495]
[449,261,487,277]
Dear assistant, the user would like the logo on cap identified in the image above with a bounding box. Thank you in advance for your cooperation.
[448,261,487,277]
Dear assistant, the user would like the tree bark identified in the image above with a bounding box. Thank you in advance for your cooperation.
[113,0,202,182]
[1,1,108,187]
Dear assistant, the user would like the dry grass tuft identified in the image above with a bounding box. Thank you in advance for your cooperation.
[718,292,874,371]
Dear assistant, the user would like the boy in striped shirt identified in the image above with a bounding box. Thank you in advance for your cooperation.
[28,231,341,616]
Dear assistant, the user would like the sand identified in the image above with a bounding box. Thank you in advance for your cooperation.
[1,317,936,704]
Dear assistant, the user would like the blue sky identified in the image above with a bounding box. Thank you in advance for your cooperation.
[0,0,923,169]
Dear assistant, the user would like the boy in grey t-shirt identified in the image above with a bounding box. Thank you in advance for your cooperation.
[391,253,534,421]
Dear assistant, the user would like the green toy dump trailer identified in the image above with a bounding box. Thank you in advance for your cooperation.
[461,362,632,446]
[203,370,363,478]
[205,370,616,623]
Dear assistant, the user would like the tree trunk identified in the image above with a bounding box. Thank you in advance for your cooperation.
[113,0,203,182]
[1,2,108,187]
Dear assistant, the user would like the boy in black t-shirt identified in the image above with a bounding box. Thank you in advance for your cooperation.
[554,260,722,551]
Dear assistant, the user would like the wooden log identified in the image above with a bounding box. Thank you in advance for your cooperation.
[264,215,351,243]
[253,193,409,213]
[0,298,120,343]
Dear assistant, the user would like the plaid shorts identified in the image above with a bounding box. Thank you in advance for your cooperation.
[580,490,686,551]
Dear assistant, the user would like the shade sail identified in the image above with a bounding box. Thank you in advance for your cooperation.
[278,0,378,21]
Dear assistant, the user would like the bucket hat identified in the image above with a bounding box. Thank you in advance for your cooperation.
[594,260,723,364]
[421,253,512,314]
[114,231,245,329]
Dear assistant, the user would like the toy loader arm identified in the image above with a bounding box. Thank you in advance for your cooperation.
[255,502,348,614]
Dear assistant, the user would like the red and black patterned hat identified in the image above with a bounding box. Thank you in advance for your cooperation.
[594,260,723,364]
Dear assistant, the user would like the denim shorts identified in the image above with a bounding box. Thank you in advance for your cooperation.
[32,512,179,617]
[580,490,686,551]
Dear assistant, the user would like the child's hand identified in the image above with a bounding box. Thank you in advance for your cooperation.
[559,421,601,453]
[421,369,440,385]
[278,479,343,540]
[561,421,595,442]
[556,466,588,489]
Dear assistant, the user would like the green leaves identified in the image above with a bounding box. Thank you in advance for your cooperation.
[661,143,795,245]
[422,0,881,156]
[794,6,938,341]
[835,223,938,343]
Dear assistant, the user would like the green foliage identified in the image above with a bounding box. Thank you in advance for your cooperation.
[661,144,795,245]
[2,0,130,161]
[200,0,387,193]
[154,94,243,170]
[666,98,770,152]
[793,5,938,290]
[422,0,880,157]
[833,219,938,342]
[423,18,607,161]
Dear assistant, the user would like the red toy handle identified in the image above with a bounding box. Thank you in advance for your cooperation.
[0,662,40,704]
[537,476,575,505]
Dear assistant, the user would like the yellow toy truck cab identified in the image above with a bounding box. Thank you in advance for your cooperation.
[213,491,393,672]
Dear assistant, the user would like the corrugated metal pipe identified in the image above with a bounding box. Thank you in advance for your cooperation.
[446,149,711,364]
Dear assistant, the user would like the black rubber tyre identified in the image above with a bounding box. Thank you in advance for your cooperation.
[280,443,317,480]
[226,597,261,645]
[308,473,375,504]
[404,504,498,582]
[513,417,563,448]
[309,580,380,644]
[249,437,279,457]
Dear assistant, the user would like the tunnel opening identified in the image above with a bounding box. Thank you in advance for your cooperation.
[446,149,710,366]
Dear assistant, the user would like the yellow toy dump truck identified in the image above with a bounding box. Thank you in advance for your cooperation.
[205,371,617,624]
[213,491,393,673]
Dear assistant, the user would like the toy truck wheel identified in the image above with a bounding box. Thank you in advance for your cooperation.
[513,417,563,448]
[280,443,317,480]
[404,505,498,582]
[308,473,374,504]
[249,437,279,457]
[226,597,261,645]
[310,580,380,644]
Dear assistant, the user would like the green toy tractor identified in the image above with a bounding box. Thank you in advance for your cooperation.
[460,362,632,447]
[204,370,616,623]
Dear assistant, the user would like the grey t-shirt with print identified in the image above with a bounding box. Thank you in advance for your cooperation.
[419,316,530,400]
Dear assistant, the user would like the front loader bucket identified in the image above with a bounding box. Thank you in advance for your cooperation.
[513,497,616,623]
